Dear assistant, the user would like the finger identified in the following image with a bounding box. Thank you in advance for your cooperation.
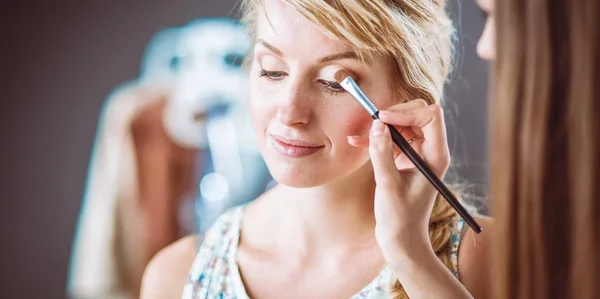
[419,104,450,175]
[348,122,414,149]
[369,120,401,187]
[385,105,449,174]
[394,138,423,171]
[347,135,369,148]
[378,104,438,129]
[377,100,429,138]
[380,105,449,174]
[382,98,428,113]
[348,135,404,159]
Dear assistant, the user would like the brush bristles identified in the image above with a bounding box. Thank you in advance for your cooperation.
[334,70,353,84]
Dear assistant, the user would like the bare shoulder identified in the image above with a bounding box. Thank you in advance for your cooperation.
[140,234,202,299]
[457,216,494,299]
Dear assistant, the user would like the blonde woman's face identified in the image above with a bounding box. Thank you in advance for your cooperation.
[247,0,397,187]
[476,0,496,61]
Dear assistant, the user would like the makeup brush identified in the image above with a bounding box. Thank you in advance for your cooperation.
[334,70,482,233]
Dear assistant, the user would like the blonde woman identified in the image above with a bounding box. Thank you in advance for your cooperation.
[141,0,493,298]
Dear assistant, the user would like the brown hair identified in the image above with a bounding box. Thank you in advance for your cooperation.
[240,1,468,297]
[491,0,599,297]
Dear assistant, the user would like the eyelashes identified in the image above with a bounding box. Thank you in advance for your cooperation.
[258,69,346,96]
[317,79,345,96]
[258,69,286,81]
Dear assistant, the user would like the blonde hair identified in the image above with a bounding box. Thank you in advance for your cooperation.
[240,1,461,297]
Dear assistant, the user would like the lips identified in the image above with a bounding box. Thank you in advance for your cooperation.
[269,134,324,158]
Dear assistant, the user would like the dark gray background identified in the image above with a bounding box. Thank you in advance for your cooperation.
[0,1,488,298]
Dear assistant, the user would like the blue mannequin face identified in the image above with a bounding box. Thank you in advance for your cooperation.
[162,19,253,149]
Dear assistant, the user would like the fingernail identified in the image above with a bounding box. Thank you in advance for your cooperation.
[370,120,385,137]
[378,111,390,119]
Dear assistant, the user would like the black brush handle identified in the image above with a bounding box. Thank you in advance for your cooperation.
[373,112,482,233]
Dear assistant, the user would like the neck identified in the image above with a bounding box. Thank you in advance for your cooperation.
[278,162,378,252]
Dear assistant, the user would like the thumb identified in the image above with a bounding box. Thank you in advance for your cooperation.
[369,120,400,186]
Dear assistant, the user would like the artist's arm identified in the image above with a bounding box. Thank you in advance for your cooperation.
[352,100,491,298]
[140,235,201,299]
[383,217,493,299]
[130,99,181,269]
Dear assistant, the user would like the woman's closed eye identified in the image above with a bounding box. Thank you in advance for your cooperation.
[258,69,288,82]
[318,79,346,96]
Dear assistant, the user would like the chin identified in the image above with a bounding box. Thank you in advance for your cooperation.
[266,162,330,188]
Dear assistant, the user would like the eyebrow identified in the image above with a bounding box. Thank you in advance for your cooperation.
[318,51,360,63]
[256,38,360,63]
[257,39,284,57]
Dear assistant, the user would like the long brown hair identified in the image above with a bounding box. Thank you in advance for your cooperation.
[491,0,599,297]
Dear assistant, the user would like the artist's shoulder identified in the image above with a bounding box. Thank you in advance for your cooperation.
[457,216,495,298]
[140,234,201,299]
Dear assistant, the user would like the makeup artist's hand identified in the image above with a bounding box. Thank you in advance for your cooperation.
[350,101,477,298]
[348,99,450,260]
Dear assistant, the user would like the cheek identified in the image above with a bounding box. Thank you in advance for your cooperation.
[248,77,276,131]
[341,109,373,137]
[332,106,373,164]
[324,102,373,141]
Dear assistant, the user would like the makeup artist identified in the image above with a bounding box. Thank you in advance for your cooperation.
[475,0,600,298]
[140,0,493,298]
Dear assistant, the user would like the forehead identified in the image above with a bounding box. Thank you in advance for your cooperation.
[255,0,352,56]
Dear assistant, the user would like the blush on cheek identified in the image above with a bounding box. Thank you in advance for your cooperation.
[341,108,374,137]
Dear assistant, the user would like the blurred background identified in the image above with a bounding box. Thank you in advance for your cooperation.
[0,1,489,298]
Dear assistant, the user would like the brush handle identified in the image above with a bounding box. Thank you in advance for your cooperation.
[374,112,482,233]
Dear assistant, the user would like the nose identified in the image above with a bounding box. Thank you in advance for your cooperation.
[276,82,313,126]
[477,18,496,61]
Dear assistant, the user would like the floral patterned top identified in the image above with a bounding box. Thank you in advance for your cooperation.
[182,205,466,299]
